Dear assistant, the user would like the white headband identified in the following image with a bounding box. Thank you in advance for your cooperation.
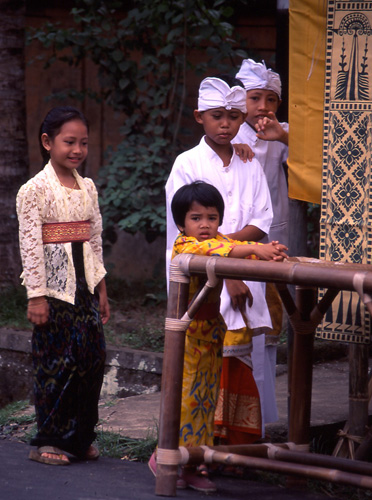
[197,77,247,113]
[236,59,282,99]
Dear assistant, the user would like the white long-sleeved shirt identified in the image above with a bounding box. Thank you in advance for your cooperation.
[234,121,289,246]
[166,136,273,332]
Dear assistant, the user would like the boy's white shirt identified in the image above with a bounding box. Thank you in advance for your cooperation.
[165,136,273,332]
[233,121,289,247]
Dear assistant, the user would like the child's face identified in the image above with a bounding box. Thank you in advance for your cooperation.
[245,89,281,128]
[194,107,246,148]
[41,119,88,175]
[180,201,220,241]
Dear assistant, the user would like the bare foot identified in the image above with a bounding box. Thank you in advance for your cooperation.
[85,445,99,460]
[40,451,70,463]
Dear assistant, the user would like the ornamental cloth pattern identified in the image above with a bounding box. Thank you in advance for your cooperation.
[317,2,372,343]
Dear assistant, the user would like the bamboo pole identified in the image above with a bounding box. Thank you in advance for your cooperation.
[288,286,317,445]
[155,257,222,496]
[155,255,372,496]
[180,448,372,490]
[155,276,189,496]
[174,254,372,293]
[349,344,369,445]
[183,443,372,476]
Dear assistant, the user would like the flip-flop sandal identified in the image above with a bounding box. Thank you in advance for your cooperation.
[182,469,217,493]
[85,445,100,460]
[29,446,71,466]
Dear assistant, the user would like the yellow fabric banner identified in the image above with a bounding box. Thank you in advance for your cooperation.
[288,0,327,204]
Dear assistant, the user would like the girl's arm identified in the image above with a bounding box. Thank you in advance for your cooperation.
[16,182,48,298]
[225,240,287,310]
[86,179,105,264]
[96,278,110,325]
[230,240,288,261]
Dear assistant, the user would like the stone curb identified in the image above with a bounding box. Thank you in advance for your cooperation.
[0,327,163,407]
[0,326,349,408]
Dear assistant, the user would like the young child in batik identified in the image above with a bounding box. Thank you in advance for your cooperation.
[153,181,286,493]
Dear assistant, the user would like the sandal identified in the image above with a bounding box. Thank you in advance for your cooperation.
[197,464,209,476]
[29,446,71,466]
[182,468,217,493]
[148,452,186,489]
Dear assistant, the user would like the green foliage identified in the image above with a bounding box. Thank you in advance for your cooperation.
[95,429,157,461]
[0,400,157,461]
[0,286,29,329]
[0,400,33,427]
[27,0,250,242]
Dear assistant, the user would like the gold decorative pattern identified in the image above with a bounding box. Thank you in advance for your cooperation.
[42,220,91,244]
[317,1,372,343]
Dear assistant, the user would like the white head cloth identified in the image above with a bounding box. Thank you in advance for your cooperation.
[236,59,282,99]
[197,77,247,113]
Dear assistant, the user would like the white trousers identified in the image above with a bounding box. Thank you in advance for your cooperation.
[251,334,279,437]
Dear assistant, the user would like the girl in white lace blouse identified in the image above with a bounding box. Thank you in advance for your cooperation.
[16,106,110,466]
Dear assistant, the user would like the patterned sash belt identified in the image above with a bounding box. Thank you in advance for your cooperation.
[42,220,90,244]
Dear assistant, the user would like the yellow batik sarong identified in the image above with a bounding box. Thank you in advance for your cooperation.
[179,316,226,448]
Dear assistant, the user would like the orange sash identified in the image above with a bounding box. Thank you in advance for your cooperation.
[42,221,90,244]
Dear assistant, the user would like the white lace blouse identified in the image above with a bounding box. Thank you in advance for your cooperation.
[16,161,107,304]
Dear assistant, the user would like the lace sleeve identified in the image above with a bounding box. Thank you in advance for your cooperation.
[16,183,47,298]
[85,178,104,265]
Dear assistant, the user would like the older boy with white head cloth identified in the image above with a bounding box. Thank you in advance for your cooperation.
[166,75,277,449]
[234,58,290,431]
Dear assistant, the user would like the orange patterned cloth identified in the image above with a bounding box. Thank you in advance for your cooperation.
[214,353,262,443]
[42,221,90,244]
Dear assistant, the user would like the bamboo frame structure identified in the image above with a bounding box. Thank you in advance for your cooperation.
[155,255,372,497]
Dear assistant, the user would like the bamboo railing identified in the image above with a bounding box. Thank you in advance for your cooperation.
[155,255,372,496]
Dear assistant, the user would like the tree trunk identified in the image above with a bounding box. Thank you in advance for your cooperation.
[0,0,28,288]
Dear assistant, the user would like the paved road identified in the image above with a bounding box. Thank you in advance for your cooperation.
[0,359,359,499]
[1,439,342,500]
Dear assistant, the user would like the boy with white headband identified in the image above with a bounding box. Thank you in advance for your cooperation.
[234,58,289,434]
[165,76,283,469]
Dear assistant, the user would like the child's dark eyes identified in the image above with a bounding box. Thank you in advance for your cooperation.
[211,114,239,120]
[64,140,88,146]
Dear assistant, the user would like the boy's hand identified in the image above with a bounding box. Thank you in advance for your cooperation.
[225,279,253,310]
[254,240,288,261]
[233,143,255,163]
[255,111,288,145]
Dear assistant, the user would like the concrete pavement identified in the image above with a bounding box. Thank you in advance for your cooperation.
[97,359,352,440]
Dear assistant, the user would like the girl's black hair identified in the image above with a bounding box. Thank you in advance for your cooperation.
[215,73,244,89]
[39,106,89,165]
[171,181,225,228]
